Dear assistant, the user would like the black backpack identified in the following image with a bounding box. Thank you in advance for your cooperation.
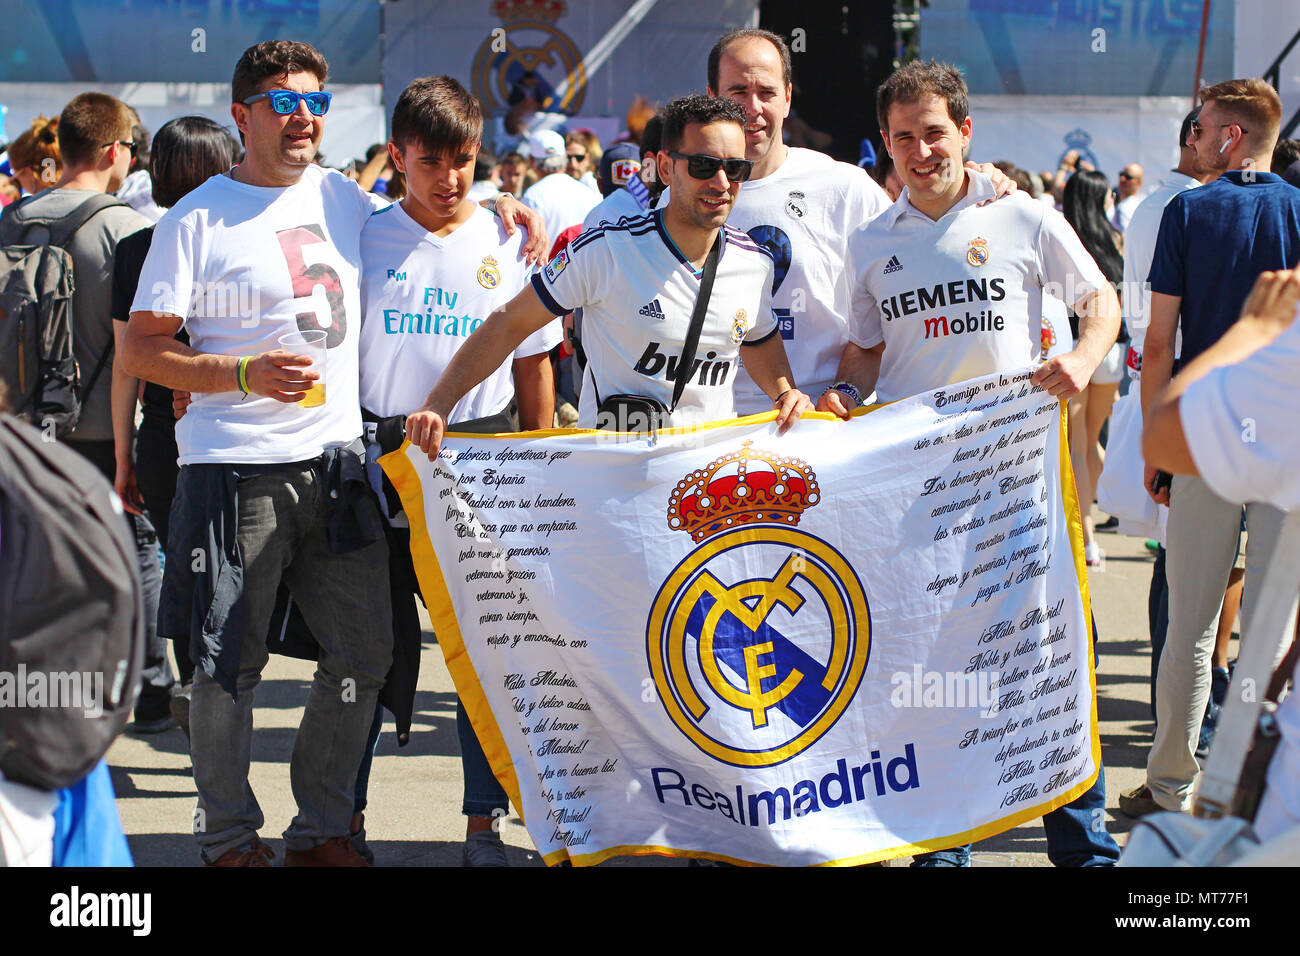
[0,414,143,790]
[0,193,124,437]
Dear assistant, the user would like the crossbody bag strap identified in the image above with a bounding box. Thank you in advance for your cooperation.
[668,232,721,414]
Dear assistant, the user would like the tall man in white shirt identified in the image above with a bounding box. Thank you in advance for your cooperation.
[1113,110,1216,728]
[823,60,1122,866]
[407,94,813,457]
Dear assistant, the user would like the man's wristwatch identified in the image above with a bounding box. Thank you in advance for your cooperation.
[821,381,864,407]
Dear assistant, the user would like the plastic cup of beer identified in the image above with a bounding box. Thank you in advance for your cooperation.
[277,329,327,407]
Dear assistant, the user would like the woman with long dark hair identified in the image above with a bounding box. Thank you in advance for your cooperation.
[1062,168,1126,565]
[111,116,242,724]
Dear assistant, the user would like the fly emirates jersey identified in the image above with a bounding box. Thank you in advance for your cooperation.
[847,171,1107,403]
[531,210,778,428]
[357,203,559,421]
[132,163,383,464]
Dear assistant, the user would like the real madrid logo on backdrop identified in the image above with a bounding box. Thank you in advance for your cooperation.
[646,443,871,767]
[967,236,989,267]
[472,0,587,115]
[477,255,502,289]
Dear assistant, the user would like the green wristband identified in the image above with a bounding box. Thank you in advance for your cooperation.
[237,356,250,395]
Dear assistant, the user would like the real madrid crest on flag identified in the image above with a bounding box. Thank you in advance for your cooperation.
[967,236,989,267]
[731,308,748,344]
[477,255,502,289]
[649,442,871,767]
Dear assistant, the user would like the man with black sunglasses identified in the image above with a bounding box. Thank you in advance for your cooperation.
[406,93,813,458]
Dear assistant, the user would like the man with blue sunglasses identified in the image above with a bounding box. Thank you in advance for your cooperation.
[123,40,547,868]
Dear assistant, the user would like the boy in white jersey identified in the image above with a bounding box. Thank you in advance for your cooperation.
[824,59,1122,868]
[356,75,559,866]
[406,94,812,457]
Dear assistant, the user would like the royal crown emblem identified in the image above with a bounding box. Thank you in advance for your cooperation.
[492,0,566,23]
[967,236,989,267]
[667,442,819,543]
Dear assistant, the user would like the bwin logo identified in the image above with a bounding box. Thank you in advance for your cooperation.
[634,342,731,386]
[50,886,151,936]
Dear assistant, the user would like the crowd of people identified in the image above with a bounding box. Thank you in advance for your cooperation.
[0,26,1297,868]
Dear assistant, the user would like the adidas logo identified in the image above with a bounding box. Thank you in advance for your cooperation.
[638,298,666,321]
[883,255,903,274]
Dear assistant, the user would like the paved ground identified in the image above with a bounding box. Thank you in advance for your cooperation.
[109,515,1209,867]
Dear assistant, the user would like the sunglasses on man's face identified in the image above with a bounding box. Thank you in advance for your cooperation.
[667,151,754,183]
[243,89,333,116]
[567,152,586,162]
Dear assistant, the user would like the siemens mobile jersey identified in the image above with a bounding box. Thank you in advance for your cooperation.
[723,148,890,413]
[358,203,559,421]
[531,210,778,428]
[846,171,1107,403]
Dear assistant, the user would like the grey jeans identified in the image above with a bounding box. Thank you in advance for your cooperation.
[191,463,392,861]
[1148,475,1297,810]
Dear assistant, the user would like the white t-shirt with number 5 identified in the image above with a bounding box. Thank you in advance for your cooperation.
[131,163,384,465]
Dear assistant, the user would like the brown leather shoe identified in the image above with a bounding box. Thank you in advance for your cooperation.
[206,836,274,867]
[284,835,372,867]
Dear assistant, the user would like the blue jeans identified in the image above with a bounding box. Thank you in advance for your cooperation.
[458,699,508,817]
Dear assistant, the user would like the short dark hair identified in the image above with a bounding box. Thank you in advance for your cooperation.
[640,112,664,157]
[708,28,792,93]
[1272,138,1300,173]
[660,93,745,153]
[57,92,134,167]
[474,148,497,182]
[149,116,241,208]
[876,59,969,136]
[390,75,483,156]
[231,40,329,105]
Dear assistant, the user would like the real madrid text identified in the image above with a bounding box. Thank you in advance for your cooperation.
[648,746,921,827]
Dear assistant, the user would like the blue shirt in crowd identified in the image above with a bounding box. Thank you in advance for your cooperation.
[1147,170,1300,364]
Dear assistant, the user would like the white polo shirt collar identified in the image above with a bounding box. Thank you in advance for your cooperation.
[882,169,997,229]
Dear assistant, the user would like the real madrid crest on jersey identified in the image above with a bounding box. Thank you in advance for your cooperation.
[784,190,806,219]
[477,255,502,290]
[647,443,871,767]
[967,236,990,267]
[1040,320,1057,360]
[731,308,748,344]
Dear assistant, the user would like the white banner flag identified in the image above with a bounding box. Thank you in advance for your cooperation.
[382,367,1100,866]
